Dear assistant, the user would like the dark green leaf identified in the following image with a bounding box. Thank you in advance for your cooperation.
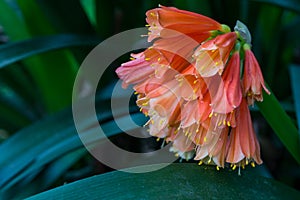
[0,0,29,40]
[14,0,89,112]
[289,65,300,129]
[81,0,97,26]
[0,86,145,193]
[257,91,300,164]
[26,163,300,200]
[0,34,100,69]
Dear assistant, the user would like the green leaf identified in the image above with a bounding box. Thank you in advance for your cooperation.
[0,86,145,195]
[36,148,88,188]
[257,91,300,164]
[80,0,97,27]
[26,163,300,200]
[0,0,30,40]
[0,66,42,123]
[289,65,300,130]
[0,34,100,69]
[14,0,84,112]
[251,0,300,14]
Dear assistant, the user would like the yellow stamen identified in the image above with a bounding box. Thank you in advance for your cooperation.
[227,121,231,127]
[246,159,249,165]
[218,120,222,126]
[156,137,160,142]
[130,57,134,60]
[216,166,220,171]
[145,24,150,27]
[150,12,156,17]
[198,160,203,165]
[208,157,212,164]
[193,80,198,84]
[157,57,161,61]
[175,153,179,157]
[209,112,213,118]
[251,162,255,168]
[159,119,164,125]
[204,137,207,142]
[232,165,237,170]
[145,57,150,61]
[134,91,138,95]
[184,131,189,136]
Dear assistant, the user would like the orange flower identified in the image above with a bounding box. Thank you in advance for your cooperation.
[193,32,237,77]
[210,50,242,114]
[116,6,270,173]
[145,5,230,77]
[146,5,223,42]
[226,99,263,168]
[116,52,155,88]
[243,44,270,105]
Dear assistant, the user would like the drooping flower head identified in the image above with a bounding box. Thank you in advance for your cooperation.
[116,5,270,174]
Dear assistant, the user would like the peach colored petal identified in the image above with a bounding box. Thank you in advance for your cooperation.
[238,99,256,158]
[226,127,244,164]
[172,130,195,152]
[210,51,242,114]
[146,6,222,42]
[115,53,154,88]
[243,47,270,105]
[194,32,237,77]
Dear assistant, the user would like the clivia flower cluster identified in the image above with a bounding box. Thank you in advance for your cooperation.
[116,5,270,173]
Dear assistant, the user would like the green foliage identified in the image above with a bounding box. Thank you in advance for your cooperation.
[289,65,300,129]
[0,0,299,199]
[27,164,300,200]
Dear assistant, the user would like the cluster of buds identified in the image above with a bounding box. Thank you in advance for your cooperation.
[116,5,270,172]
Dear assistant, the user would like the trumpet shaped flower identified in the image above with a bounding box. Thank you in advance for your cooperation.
[116,5,270,173]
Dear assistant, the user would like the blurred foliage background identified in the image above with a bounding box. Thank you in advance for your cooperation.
[0,0,299,199]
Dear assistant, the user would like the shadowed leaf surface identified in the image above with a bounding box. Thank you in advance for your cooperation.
[27,163,300,200]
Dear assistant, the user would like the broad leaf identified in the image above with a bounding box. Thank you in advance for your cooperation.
[27,163,300,200]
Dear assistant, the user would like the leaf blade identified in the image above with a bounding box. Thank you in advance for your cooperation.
[0,34,100,69]
[26,163,300,200]
[257,91,300,164]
